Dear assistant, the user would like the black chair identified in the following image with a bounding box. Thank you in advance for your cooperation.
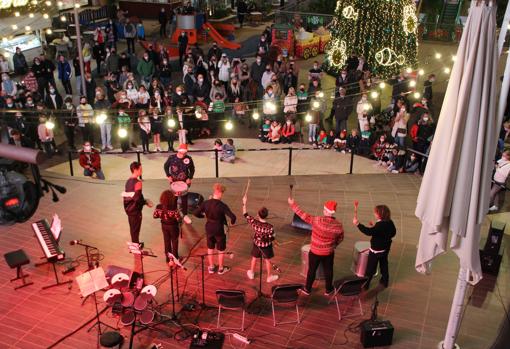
[4,249,33,290]
[329,275,368,321]
[100,331,124,348]
[216,289,246,331]
[271,284,302,327]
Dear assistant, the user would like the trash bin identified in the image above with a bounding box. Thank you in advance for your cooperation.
[351,241,371,277]
[301,244,325,280]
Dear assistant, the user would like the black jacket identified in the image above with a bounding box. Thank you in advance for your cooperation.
[333,96,352,121]
[193,199,236,235]
[357,220,396,251]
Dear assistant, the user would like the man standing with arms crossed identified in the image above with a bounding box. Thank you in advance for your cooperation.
[194,183,236,275]
[288,197,344,296]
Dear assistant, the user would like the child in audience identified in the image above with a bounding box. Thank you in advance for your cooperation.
[38,116,58,157]
[347,129,360,153]
[212,138,223,158]
[269,120,281,144]
[316,129,328,149]
[280,119,296,144]
[334,130,347,153]
[387,148,405,173]
[232,97,248,124]
[371,134,388,162]
[220,138,236,163]
[358,124,372,156]
[404,152,420,173]
[326,130,335,149]
[259,118,271,142]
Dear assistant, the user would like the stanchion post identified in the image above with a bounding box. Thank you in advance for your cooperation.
[349,147,355,174]
[137,151,142,179]
[215,149,219,178]
[68,151,74,176]
[288,147,293,176]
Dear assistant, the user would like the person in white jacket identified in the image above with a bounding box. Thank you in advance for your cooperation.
[261,64,274,90]
[217,54,231,86]
[391,105,408,147]
[283,87,298,116]
[356,93,371,131]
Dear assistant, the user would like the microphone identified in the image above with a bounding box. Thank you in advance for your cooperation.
[272,264,281,273]
[69,239,82,246]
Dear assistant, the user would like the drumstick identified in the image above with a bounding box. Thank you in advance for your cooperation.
[354,200,359,218]
[289,184,294,198]
[243,179,251,198]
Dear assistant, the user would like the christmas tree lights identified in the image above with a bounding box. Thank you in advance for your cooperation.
[326,0,418,78]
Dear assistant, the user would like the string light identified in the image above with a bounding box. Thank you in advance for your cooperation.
[312,101,320,109]
[370,91,379,99]
[45,120,55,130]
[409,80,416,87]
[225,121,233,130]
[305,113,312,123]
[379,82,386,89]
[45,0,51,5]
[31,0,37,4]
[95,113,107,124]
[118,128,128,138]
[405,67,413,74]
[375,47,405,66]
[29,13,34,18]
[413,92,421,99]
[43,13,49,19]
[167,119,176,128]
[25,26,31,31]
[444,67,451,74]
[12,25,18,30]
[318,91,324,99]
[75,3,80,8]
[435,53,442,59]
[57,0,62,5]
[264,101,276,113]
[252,111,260,120]
[46,28,52,35]
[451,55,457,62]
[60,16,67,22]
[418,69,425,76]
[14,11,20,17]
[363,103,371,111]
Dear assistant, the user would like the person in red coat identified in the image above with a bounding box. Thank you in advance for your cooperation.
[79,141,105,180]
[280,119,296,144]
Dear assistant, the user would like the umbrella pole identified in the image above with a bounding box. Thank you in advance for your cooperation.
[439,266,468,349]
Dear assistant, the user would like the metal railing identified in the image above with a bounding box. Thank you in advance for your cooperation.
[418,22,464,42]
[274,10,334,31]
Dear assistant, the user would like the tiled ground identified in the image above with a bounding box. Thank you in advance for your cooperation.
[0,173,507,349]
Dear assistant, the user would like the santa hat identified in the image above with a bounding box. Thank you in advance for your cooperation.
[177,143,188,153]
[324,200,337,214]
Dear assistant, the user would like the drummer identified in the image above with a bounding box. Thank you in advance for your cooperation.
[193,183,236,275]
[353,205,396,290]
[164,143,195,224]
[288,197,343,296]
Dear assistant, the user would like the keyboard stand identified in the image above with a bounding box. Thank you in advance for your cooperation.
[38,259,73,290]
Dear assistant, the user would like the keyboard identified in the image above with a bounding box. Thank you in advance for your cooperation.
[32,219,65,262]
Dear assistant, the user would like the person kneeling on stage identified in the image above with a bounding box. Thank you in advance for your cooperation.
[242,195,278,283]
[353,205,396,290]
[154,190,182,263]
[164,143,195,224]
[288,197,344,296]
[79,141,105,180]
[193,183,236,275]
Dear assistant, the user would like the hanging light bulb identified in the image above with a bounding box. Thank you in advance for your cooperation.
[31,0,38,4]
[264,100,276,112]
[195,109,203,119]
[25,26,31,31]
[60,16,67,22]
[95,113,107,124]
[312,100,320,109]
[252,111,260,120]
[43,13,49,19]
[46,28,53,35]
[379,82,386,89]
[167,118,176,128]
[444,67,451,74]
[12,25,18,30]
[29,13,34,18]
[370,91,379,99]
[405,67,413,74]
[45,120,55,130]
[418,69,425,76]
[74,3,80,8]
[118,128,128,138]
[435,53,442,59]
[409,80,416,87]
[305,113,312,123]
[15,12,20,17]
[451,55,457,62]
[45,0,52,6]
[57,0,63,5]
[413,92,421,99]
[225,120,233,130]
[363,103,371,111]
[318,91,324,99]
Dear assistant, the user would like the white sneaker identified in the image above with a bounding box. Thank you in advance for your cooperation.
[183,215,192,224]
[489,205,499,212]
[247,270,254,280]
[266,274,279,283]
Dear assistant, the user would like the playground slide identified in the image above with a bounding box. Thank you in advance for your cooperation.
[202,23,241,50]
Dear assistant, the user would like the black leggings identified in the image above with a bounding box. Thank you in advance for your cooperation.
[162,223,180,261]
[365,250,389,288]
[140,130,150,152]
[128,214,142,243]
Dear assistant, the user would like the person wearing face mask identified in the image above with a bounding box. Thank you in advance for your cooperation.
[192,73,211,103]
[356,93,371,131]
[105,48,120,75]
[37,115,58,157]
[77,96,94,145]
[85,72,97,105]
[209,80,226,103]
[178,32,189,67]
[333,87,352,134]
[261,64,274,90]
[281,119,296,144]
[44,84,63,110]
[257,34,269,56]
[1,73,17,97]
[423,74,435,102]
[391,105,408,147]
[489,150,510,212]
[283,87,298,116]
[72,54,84,96]
[137,51,155,87]
[159,59,172,87]
[336,68,351,91]
[207,42,222,61]
[308,60,323,82]
[62,97,78,150]
[283,68,297,95]
[217,54,231,86]
[250,55,265,95]
[227,76,242,102]
[183,66,196,101]
[410,112,435,154]
[94,88,112,151]
[32,57,47,98]
[57,55,73,95]
[22,70,38,93]
[79,142,105,180]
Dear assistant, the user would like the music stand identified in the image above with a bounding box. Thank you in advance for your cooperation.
[127,242,157,278]
[76,267,116,344]
[167,253,186,320]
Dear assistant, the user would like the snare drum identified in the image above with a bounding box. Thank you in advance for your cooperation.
[170,181,189,197]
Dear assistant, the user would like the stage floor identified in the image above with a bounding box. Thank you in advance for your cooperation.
[0,173,507,349]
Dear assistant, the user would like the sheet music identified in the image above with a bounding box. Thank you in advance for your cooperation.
[75,267,108,298]
[50,214,62,241]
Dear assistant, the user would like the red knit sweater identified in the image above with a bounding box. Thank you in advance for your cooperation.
[291,203,344,255]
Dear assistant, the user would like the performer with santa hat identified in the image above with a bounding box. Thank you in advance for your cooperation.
[164,143,195,224]
[288,197,344,296]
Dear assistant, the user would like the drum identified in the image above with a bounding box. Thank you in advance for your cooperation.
[120,309,135,326]
[111,273,130,289]
[141,285,157,301]
[121,291,135,307]
[351,241,374,277]
[300,244,325,280]
[134,295,148,311]
[140,310,155,325]
[170,181,189,197]
[103,289,122,306]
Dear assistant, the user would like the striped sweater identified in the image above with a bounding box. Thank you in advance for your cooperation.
[291,203,344,255]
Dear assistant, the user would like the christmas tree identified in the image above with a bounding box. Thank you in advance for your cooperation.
[326,0,418,78]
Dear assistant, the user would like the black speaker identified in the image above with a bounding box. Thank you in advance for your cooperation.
[483,222,505,256]
[480,250,503,276]
[291,213,312,231]
[360,320,394,348]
